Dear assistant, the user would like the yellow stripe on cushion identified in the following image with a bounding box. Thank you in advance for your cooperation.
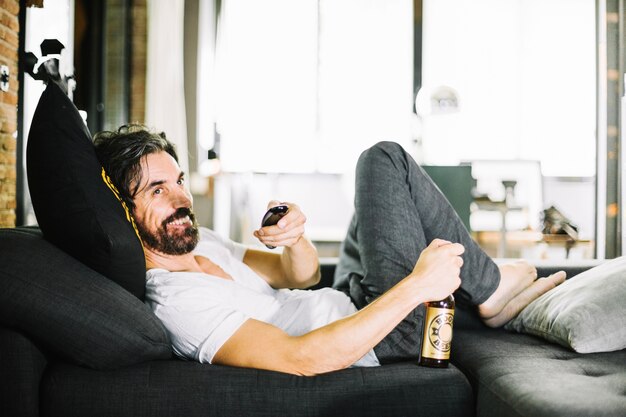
[101,168,143,246]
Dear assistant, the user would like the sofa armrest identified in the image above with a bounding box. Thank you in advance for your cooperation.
[0,326,48,417]
[531,259,602,280]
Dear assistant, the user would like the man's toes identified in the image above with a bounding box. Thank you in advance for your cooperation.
[547,270,567,285]
[531,277,560,296]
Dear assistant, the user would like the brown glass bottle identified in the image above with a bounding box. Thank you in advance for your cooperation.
[419,294,455,368]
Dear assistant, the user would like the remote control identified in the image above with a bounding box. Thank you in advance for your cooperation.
[261,205,289,249]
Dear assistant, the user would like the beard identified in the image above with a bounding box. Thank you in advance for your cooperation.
[136,207,200,255]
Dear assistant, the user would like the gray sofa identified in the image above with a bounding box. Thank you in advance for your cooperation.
[1,226,625,417]
[453,317,626,417]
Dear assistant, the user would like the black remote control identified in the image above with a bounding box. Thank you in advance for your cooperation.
[261,205,289,249]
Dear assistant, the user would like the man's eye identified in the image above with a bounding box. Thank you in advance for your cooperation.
[177,178,185,185]
[154,188,163,195]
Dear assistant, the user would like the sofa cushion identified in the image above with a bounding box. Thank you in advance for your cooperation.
[41,359,474,417]
[26,82,145,300]
[452,324,626,417]
[505,256,626,353]
[0,326,47,417]
[0,228,171,370]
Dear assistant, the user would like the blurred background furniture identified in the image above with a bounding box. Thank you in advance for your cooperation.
[422,165,474,232]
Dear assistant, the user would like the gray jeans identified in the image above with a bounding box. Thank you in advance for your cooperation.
[334,141,500,364]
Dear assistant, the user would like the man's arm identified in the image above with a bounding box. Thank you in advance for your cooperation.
[214,239,464,375]
[243,238,320,289]
[243,202,320,289]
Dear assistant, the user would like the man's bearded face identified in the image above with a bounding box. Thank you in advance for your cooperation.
[136,207,200,255]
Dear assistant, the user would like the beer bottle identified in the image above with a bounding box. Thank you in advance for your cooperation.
[419,294,455,368]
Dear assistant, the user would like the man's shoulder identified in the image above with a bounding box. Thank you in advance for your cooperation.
[194,227,250,264]
[198,226,216,240]
[198,227,231,246]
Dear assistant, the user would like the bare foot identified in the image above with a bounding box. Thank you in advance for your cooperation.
[482,271,567,328]
[478,261,538,320]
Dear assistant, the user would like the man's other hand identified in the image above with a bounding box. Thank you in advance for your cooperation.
[409,238,464,302]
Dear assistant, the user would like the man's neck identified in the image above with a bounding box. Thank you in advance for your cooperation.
[144,249,198,272]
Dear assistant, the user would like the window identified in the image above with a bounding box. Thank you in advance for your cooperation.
[419,0,596,177]
[213,0,414,173]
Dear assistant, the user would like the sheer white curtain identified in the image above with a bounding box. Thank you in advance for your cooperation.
[196,0,218,162]
[145,0,189,174]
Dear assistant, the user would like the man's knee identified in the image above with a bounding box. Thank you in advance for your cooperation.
[363,141,406,159]
[357,141,408,172]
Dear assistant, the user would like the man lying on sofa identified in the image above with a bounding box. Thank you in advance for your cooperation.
[93,124,566,376]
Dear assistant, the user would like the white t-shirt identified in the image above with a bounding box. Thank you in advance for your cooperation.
[144,227,379,367]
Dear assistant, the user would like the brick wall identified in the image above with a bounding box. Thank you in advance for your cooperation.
[0,0,144,227]
[0,0,19,228]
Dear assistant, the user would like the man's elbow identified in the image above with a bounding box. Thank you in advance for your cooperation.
[307,267,322,287]
[293,266,321,289]
[285,337,352,376]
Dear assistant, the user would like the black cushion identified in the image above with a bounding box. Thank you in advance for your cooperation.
[26,82,145,300]
[0,227,172,370]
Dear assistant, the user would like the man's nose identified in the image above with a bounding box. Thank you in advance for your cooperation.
[171,187,192,207]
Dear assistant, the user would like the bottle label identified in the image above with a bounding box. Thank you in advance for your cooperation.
[421,307,455,360]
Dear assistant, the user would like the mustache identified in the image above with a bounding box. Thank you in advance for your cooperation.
[162,207,195,227]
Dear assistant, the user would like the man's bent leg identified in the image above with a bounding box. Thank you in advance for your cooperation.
[336,141,500,363]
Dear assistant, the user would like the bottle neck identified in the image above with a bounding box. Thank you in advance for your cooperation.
[428,294,455,309]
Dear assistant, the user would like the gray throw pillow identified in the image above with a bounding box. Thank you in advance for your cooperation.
[0,227,172,369]
[505,256,626,353]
